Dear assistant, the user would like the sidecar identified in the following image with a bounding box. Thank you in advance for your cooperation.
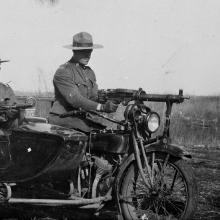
[0,122,88,183]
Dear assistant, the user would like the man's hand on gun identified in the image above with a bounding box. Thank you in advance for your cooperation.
[100,100,118,113]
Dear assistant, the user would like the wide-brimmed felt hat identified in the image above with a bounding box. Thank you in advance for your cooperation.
[63,32,103,50]
[0,59,10,64]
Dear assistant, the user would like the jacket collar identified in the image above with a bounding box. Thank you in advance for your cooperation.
[68,57,87,69]
[68,58,87,81]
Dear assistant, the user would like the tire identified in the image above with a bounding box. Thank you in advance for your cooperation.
[119,152,197,220]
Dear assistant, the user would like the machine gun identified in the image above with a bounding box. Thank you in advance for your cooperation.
[0,97,36,112]
[0,97,36,123]
[0,59,10,64]
[98,88,189,105]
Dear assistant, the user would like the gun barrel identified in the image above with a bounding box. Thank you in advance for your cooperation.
[0,104,34,111]
[137,92,189,103]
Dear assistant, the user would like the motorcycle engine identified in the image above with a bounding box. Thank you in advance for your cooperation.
[79,154,116,198]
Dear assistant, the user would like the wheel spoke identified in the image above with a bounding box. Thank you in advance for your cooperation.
[153,154,170,189]
[172,178,187,195]
[151,152,155,184]
[156,200,163,215]
[165,198,185,214]
[160,154,170,190]
[168,192,187,203]
[170,170,178,191]
[161,199,172,216]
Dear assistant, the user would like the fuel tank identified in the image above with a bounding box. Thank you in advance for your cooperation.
[91,131,129,154]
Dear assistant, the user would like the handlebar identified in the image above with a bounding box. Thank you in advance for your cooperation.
[59,109,124,125]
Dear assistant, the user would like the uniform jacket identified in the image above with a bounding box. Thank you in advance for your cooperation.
[0,82,17,105]
[0,82,18,128]
[50,61,99,115]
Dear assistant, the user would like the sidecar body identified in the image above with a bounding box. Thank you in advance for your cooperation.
[0,122,88,183]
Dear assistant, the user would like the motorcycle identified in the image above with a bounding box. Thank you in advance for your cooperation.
[0,88,197,220]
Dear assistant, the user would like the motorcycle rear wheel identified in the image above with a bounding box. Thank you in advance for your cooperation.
[119,152,197,220]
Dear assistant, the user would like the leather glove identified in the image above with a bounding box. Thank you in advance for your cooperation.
[100,101,118,113]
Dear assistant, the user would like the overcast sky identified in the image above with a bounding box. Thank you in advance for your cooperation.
[0,0,220,95]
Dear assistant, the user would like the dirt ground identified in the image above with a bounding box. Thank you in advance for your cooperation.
[190,145,220,220]
[1,147,219,220]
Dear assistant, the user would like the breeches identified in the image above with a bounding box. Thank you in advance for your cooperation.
[48,114,105,133]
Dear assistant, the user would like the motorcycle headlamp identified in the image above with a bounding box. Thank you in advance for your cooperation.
[124,104,160,133]
[145,112,160,133]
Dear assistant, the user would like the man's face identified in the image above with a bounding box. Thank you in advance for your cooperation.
[73,49,93,66]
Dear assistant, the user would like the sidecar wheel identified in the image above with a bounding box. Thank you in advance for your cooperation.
[119,152,197,220]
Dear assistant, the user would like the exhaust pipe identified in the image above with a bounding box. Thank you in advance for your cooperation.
[8,195,111,206]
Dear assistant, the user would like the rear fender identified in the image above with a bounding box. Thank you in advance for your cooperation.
[145,142,192,160]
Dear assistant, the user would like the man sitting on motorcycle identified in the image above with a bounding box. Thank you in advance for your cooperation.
[49,32,118,132]
[0,59,18,129]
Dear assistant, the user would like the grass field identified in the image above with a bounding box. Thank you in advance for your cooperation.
[15,95,220,219]
[171,97,220,220]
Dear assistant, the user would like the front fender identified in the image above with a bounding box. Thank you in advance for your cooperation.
[115,142,191,191]
[115,154,135,188]
[114,153,135,218]
[145,142,192,160]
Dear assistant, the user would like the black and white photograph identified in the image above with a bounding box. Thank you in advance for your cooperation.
[0,0,219,219]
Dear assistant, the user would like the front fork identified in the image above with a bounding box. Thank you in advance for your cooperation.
[132,132,154,188]
[114,131,155,220]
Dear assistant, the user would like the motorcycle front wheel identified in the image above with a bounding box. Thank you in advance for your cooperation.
[119,152,197,220]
